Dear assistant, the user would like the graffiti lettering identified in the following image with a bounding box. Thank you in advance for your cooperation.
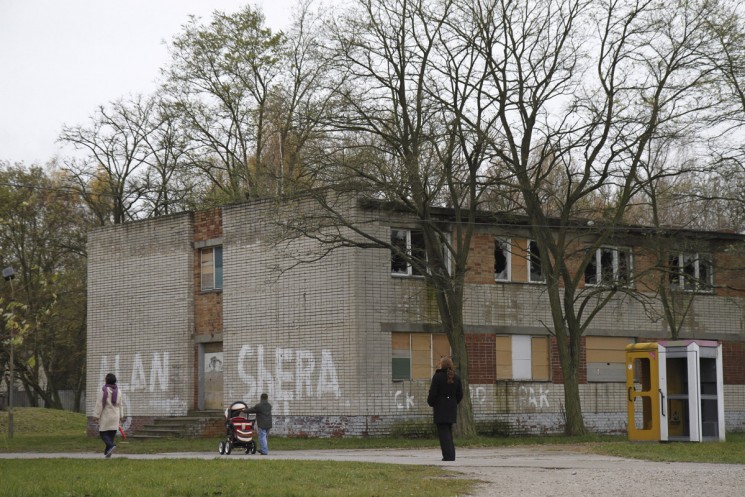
[394,390,416,409]
[517,385,550,410]
[100,352,170,393]
[469,385,487,404]
[238,345,341,403]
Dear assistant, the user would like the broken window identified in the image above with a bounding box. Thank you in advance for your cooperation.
[391,228,426,276]
[584,246,633,286]
[495,238,511,281]
[528,240,545,283]
[669,252,713,292]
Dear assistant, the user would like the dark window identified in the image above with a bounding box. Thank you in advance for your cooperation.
[669,252,713,292]
[529,240,545,282]
[495,238,510,281]
[585,246,633,286]
[391,229,426,276]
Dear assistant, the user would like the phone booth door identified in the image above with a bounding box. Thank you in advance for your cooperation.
[626,344,667,441]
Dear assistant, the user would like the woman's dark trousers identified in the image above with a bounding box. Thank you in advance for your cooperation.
[436,423,455,461]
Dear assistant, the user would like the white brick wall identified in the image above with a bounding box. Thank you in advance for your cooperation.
[86,214,195,420]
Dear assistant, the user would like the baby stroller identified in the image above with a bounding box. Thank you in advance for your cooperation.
[218,401,257,455]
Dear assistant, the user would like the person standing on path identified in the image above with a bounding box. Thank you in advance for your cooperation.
[427,356,463,461]
[246,393,272,455]
[93,373,124,458]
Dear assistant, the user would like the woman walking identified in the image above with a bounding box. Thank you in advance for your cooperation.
[93,373,124,458]
[427,356,463,461]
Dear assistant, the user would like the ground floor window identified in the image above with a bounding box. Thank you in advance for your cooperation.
[392,332,450,381]
[586,336,632,382]
[495,335,550,381]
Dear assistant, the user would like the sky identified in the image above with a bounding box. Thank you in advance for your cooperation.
[0,0,302,166]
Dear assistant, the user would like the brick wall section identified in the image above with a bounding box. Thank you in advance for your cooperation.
[465,333,496,383]
[550,336,587,384]
[86,213,195,425]
[723,341,745,384]
[194,208,223,336]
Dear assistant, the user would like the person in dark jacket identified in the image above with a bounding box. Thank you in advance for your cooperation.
[427,356,463,461]
[246,393,272,455]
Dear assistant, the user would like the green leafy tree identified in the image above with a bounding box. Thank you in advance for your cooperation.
[0,163,89,409]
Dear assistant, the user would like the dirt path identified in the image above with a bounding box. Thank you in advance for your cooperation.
[3,446,743,496]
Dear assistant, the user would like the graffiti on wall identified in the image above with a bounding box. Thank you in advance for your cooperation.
[98,352,184,418]
[392,385,490,410]
[517,385,550,410]
[237,345,341,413]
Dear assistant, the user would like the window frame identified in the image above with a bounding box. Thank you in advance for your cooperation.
[391,332,450,381]
[495,335,550,381]
[584,246,633,287]
[200,246,223,292]
[669,251,713,293]
[391,228,426,277]
[495,237,511,282]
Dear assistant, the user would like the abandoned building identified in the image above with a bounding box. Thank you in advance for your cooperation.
[86,196,745,438]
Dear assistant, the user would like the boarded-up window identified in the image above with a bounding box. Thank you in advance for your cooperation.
[432,334,450,367]
[392,332,450,381]
[586,336,632,382]
[495,336,512,380]
[391,333,411,381]
[411,334,431,380]
[496,335,549,380]
[531,337,550,381]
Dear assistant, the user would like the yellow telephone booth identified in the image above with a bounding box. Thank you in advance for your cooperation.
[625,343,667,441]
[625,340,725,442]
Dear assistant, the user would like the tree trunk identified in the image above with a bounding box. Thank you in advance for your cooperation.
[561,360,586,436]
[555,329,587,436]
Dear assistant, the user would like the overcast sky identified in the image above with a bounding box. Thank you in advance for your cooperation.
[0,0,303,166]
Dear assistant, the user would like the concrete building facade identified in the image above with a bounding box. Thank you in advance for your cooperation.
[86,198,745,436]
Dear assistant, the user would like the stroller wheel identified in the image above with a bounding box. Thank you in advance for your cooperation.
[245,445,251,454]
[218,441,225,455]
[225,442,232,455]
[250,441,257,454]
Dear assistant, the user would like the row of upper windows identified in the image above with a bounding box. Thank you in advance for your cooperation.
[392,228,714,292]
[198,232,714,293]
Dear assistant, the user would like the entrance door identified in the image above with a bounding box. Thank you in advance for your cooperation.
[202,342,223,410]
[625,343,667,441]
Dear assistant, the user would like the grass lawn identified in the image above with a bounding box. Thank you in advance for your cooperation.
[2,408,745,496]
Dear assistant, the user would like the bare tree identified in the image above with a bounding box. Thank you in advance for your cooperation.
[59,95,156,224]
[284,0,725,436]
[457,0,722,434]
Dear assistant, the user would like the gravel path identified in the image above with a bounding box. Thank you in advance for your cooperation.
[3,446,743,496]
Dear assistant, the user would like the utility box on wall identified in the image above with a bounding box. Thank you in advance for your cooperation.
[625,340,725,442]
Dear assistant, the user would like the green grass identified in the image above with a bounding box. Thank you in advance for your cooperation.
[3,408,745,496]
[0,408,473,497]
[0,459,470,497]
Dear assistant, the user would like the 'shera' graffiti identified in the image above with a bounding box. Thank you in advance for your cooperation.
[237,345,341,404]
